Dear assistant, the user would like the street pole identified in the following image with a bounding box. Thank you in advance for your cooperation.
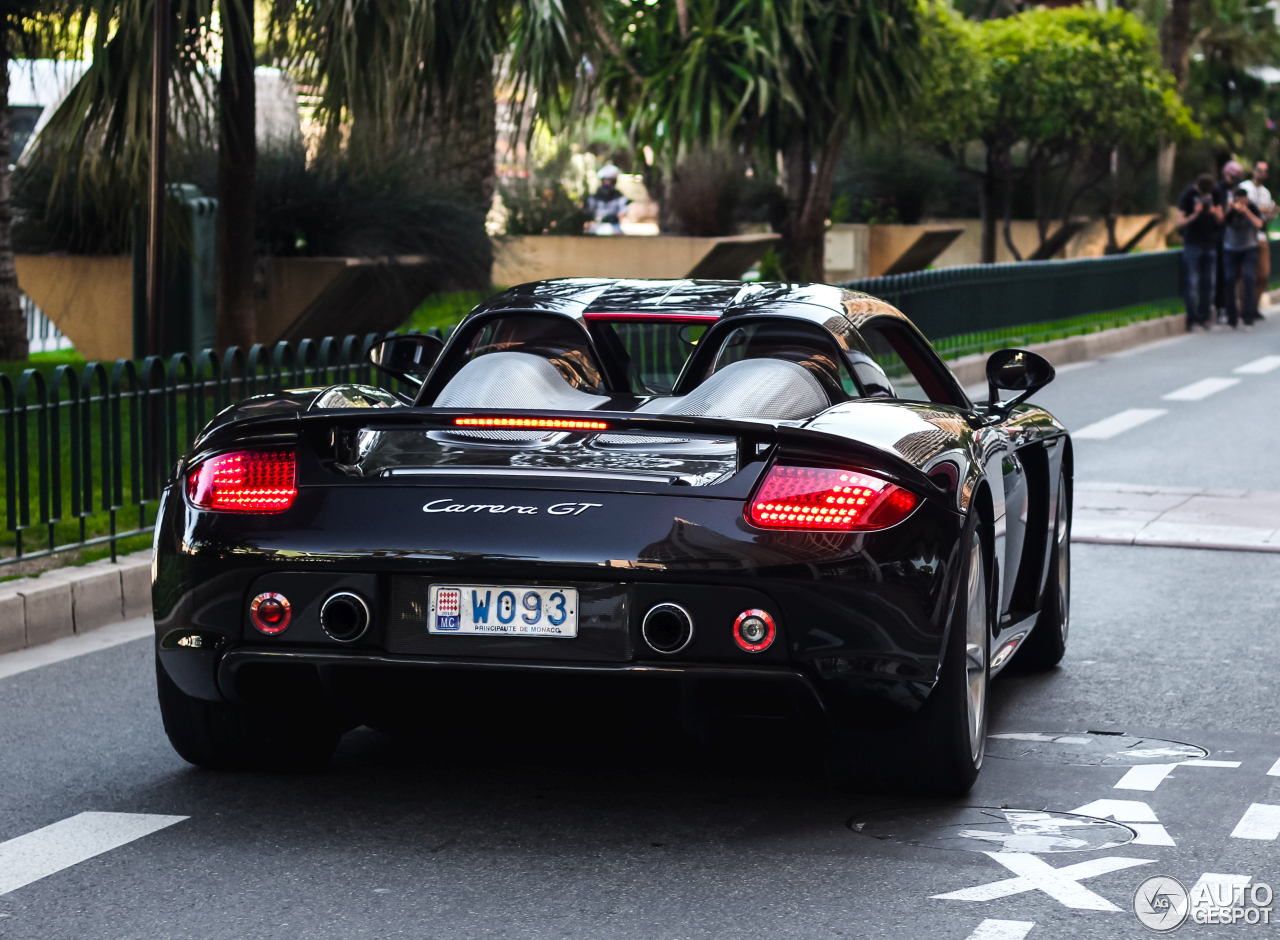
[146,0,171,358]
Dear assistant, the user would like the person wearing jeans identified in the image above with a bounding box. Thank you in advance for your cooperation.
[1178,173,1224,331]
[1222,186,1264,329]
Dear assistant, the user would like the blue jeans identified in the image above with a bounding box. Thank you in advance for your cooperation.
[1223,247,1259,326]
[1183,243,1216,328]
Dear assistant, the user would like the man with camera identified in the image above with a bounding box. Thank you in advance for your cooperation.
[1221,186,1265,329]
[1178,173,1225,331]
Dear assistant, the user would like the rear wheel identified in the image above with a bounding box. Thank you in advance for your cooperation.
[827,524,990,795]
[156,657,340,771]
[1017,471,1071,670]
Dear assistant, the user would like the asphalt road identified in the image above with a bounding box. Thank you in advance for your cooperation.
[2,318,1279,940]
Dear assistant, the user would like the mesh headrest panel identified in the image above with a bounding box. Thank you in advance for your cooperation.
[433,351,606,411]
[670,358,829,420]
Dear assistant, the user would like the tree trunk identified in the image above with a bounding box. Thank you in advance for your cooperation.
[1157,136,1176,211]
[1160,0,1194,89]
[0,39,25,361]
[1157,0,1193,213]
[216,0,257,352]
[421,71,497,212]
[978,147,1000,264]
[780,119,846,282]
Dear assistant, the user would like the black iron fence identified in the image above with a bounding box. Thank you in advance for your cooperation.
[1,330,438,570]
[838,249,1182,339]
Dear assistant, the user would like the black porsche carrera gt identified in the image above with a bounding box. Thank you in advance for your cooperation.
[153,279,1071,794]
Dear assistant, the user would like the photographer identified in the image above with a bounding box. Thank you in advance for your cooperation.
[1178,173,1225,332]
[1221,186,1265,329]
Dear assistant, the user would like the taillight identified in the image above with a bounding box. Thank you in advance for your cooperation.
[747,465,917,531]
[187,449,297,512]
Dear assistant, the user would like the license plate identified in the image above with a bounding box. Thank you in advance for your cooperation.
[427,585,578,637]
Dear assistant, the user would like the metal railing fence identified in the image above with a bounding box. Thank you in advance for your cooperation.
[1,329,439,569]
[838,249,1182,340]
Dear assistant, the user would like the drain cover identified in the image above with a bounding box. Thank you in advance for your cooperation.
[987,731,1207,765]
[849,806,1135,854]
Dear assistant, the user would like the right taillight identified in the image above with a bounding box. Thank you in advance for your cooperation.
[187,449,297,512]
[747,465,917,531]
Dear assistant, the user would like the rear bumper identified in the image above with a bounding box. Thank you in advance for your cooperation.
[213,645,832,723]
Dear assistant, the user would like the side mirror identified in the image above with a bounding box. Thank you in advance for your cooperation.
[985,348,1055,419]
[367,334,444,386]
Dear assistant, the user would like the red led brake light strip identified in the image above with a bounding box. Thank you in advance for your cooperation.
[454,417,609,430]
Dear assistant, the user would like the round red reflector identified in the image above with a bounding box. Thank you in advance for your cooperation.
[250,592,291,635]
[733,609,776,653]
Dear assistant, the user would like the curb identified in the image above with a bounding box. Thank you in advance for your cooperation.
[0,551,152,655]
[945,313,1186,389]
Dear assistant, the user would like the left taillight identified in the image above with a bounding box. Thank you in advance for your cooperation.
[747,464,917,532]
[186,449,297,512]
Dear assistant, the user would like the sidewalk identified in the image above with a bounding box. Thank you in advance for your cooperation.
[1072,482,1280,553]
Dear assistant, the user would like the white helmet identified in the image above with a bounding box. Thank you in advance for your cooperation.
[597,164,621,180]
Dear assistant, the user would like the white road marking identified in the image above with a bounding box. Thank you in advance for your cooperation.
[1070,800,1176,846]
[1230,803,1280,840]
[1234,355,1280,374]
[0,617,153,682]
[931,852,1154,911]
[1114,759,1241,791]
[1268,756,1280,776]
[0,812,187,895]
[965,920,1035,940]
[1114,764,1177,790]
[1073,409,1168,440]
[1161,377,1241,401]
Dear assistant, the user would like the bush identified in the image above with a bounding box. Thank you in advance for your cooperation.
[499,148,592,236]
[832,135,977,223]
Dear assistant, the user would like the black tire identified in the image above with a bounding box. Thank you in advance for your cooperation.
[827,523,990,796]
[1017,470,1071,670]
[156,657,341,771]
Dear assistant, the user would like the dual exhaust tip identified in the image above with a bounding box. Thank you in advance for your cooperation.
[642,603,776,655]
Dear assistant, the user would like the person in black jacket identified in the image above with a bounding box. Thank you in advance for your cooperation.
[1178,174,1225,331]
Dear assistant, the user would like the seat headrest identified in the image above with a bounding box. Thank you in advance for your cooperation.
[433,351,605,411]
[669,358,829,420]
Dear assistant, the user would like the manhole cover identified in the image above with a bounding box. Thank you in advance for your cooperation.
[849,806,1135,854]
[986,731,1207,765]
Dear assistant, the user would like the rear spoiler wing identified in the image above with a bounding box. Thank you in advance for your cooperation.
[191,407,948,500]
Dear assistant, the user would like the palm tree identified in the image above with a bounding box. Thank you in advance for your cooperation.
[600,0,920,282]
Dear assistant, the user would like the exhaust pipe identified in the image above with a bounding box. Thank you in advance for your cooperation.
[320,591,370,642]
[642,603,694,654]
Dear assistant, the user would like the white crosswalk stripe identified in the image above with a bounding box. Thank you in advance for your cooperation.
[1161,377,1241,401]
[1073,408,1167,440]
[1114,759,1241,790]
[0,812,187,895]
[1230,803,1280,840]
[1234,355,1280,374]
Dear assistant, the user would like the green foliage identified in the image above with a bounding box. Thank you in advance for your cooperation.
[603,0,921,160]
[254,145,491,277]
[498,147,592,236]
[1180,0,1280,159]
[832,135,977,222]
[402,289,497,334]
[755,247,786,282]
[860,197,900,225]
[916,5,1198,161]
